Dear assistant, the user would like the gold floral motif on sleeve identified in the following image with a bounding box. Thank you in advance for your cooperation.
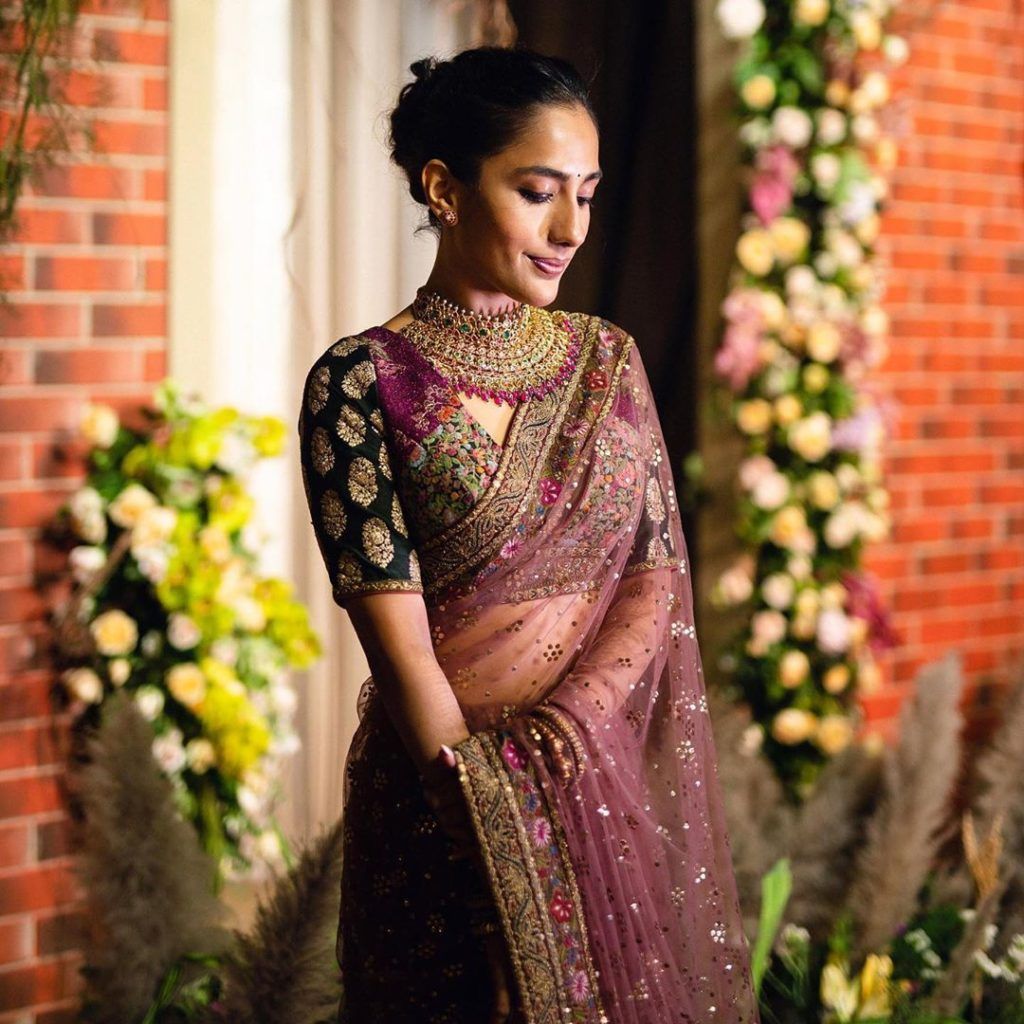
[336,551,363,589]
[391,494,407,536]
[336,404,366,445]
[378,441,393,481]
[348,456,378,507]
[342,360,375,400]
[320,490,346,539]
[362,517,395,568]
[310,426,334,475]
[307,365,331,414]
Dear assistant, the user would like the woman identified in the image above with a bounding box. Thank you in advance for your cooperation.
[298,46,760,1024]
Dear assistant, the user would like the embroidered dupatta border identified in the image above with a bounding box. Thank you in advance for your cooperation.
[453,732,607,1024]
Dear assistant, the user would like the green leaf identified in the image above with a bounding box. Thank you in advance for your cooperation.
[751,857,793,994]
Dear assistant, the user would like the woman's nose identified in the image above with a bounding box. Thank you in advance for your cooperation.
[550,197,587,248]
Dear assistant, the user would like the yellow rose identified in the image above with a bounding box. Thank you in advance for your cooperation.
[185,737,217,773]
[90,609,139,656]
[199,524,232,564]
[132,505,178,549]
[806,321,842,363]
[81,403,119,448]
[814,714,854,754]
[760,290,788,330]
[857,657,883,694]
[851,10,881,49]
[823,663,851,694]
[737,228,775,277]
[779,650,810,689]
[855,212,881,246]
[771,708,818,745]
[825,80,850,107]
[788,411,832,461]
[108,483,158,528]
[63,666,105,703]
[794,0,829,26]
[808,471,840,510]
[741,74,776,109]
[768,217,810,263]
[771,505,808,547]
[876,137,898,171]
[791,614,817,640]
[773,394,803,426]
[167,663,207,710]
[737,398,774,435]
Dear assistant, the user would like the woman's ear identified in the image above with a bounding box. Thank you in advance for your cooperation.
[422,158,457,219]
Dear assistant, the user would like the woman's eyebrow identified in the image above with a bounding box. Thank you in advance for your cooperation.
[513,164,603,183]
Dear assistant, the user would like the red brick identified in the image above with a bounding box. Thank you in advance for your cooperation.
[144,257,167,290]
[92,27,168,66]
[0,398,82,435]
[91,118,167,157]
[35,347,141,385]
[28,163,137,201]
[0,954,82,1011]
[34,256,139,292]
[3,208,88,246]
[0,723,62,773]
[143,76,168,110]
[57,68,139,109]
[92,211,166,246]
[0,304,82,340]
[0,918,32,964]
[91,303,165,337]
[0,822,31,870]
[0,773,64,821]
[0,349,32,387]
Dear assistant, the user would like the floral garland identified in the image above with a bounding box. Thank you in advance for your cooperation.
[53,381,321,881]
[710,0,907,797]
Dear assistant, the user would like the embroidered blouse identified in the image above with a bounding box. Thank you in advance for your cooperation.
[297,335,423,606]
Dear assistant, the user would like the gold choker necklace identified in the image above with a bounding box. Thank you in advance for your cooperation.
[400,286,580,406]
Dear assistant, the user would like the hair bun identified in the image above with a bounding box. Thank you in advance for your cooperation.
[409,57,437,82]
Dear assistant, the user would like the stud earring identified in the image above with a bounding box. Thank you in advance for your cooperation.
[440,209,457,226]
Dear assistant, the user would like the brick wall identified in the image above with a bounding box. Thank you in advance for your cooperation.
[859,1,1024,736]
[0,1,169,1020]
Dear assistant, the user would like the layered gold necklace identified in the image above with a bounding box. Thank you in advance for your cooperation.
[400,286,580,406]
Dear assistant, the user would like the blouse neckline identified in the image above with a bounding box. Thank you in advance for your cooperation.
[368,323,528,453]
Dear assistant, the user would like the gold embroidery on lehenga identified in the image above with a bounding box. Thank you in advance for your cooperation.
[645,475,666,523]
[348,456,377,507]
[362,517,395,568]
[310,426,334,475]
[320,490,346,539]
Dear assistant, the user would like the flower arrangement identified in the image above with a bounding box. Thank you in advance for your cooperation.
[52,382,321,881]
[712,652,1024,1022]
[710,0,907,797]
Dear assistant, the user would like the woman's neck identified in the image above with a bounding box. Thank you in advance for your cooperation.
[421,271,521,318]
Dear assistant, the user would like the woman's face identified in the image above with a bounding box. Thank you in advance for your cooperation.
[429,102,601,311]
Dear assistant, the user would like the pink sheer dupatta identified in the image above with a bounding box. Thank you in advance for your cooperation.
[414,318,761,1023]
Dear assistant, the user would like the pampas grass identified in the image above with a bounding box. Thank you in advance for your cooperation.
[208,816,345,1023]
[74,692,231,1024]
[844,651,966,960]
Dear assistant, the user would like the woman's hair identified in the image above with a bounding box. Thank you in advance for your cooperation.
[388,45,598,232]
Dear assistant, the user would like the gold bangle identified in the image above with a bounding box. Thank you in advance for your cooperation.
[533,704,586,774]
[531,716,574,783]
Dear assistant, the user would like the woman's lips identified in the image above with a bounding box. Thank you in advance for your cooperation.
[527,255,567,276]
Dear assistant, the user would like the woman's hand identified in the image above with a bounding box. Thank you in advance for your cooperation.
[421,743,475,854]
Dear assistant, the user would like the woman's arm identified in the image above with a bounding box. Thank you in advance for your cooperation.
[342,590,470,774]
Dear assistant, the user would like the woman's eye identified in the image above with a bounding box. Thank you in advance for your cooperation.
[518,188,596,208]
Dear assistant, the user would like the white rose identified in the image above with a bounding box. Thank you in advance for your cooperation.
[715,0,766,39]
[152,728,187,774]
[141,630,163,658]
[740,722,765,756]
[134,685,165,721]
[134,545,170,583]
[825,228,864,269]
[62,667,104,704]
[752,609,787,646]
[234,596,266,632]
[237,784,265,818]
[214,430,256,475]
[814,714,854,754]
[817,608,853,654]
[271,730,301,757]
[69,487,106,542]
[759,290,788,329]
[811,152,842,191]
[270,683,298,717]
[752,471,790,511]
[256,829,283,862]
[167,613,202,651]
[861,305,889,337]
[859,70,890,107]
[808,471,840,510]
[816,108,847,146]
[787,554,813,580]
[824,504,860,548]
[132,505,178,551]
[739,117,773,148]
[739,454,776,491]
[210,636,240,667]
[883,34,909,65]
[80,403,119,448]
[90,609,139,656]
[851,10,881,49]
[69,545,107,585]
[851,112,880,144]
[713,562,755,607]
[771,106,814,148]
[762,572,796,610]
[806,321,842,363]
[785,265,818,297]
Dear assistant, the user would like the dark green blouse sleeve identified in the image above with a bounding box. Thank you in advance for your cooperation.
[297,336,423,607]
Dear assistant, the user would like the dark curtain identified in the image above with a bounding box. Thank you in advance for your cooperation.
[506,1,700,543]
